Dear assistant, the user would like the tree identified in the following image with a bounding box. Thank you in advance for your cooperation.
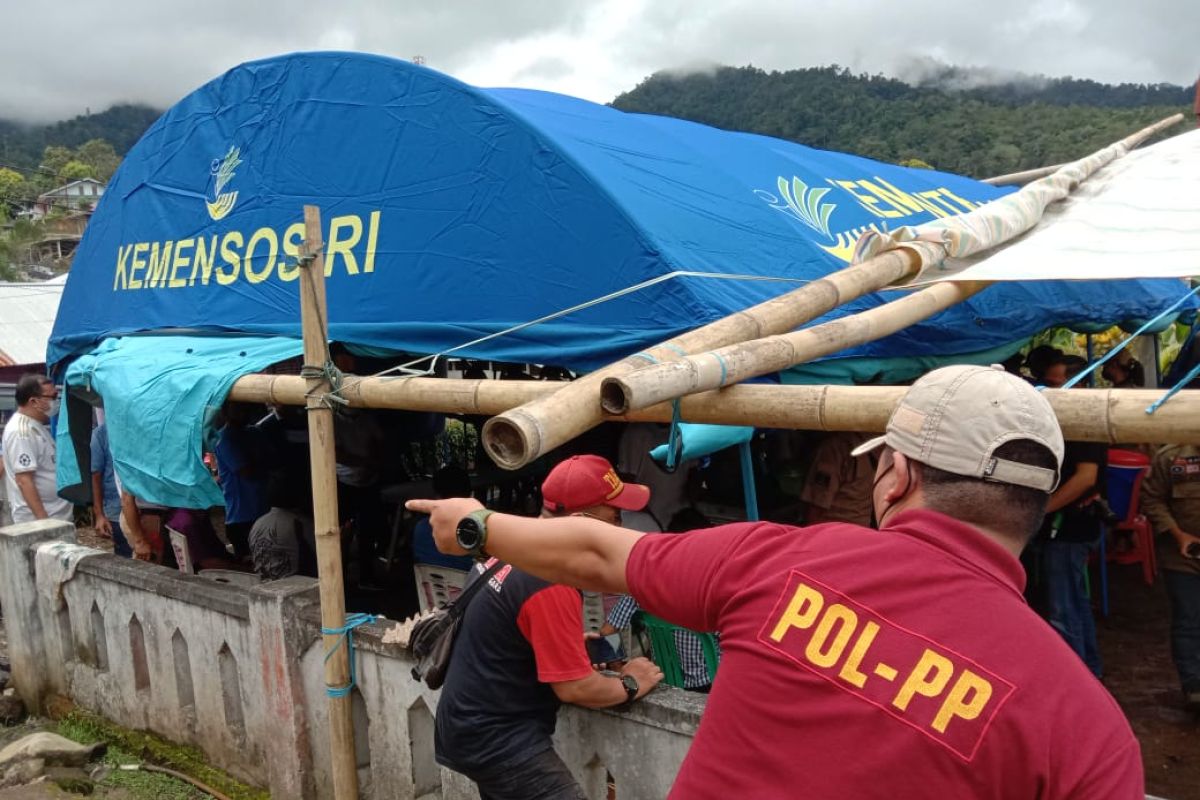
[0,167,26,209]
[59,161,96,182]
[75,139,121,183]
[40,146,74,178]
[612,65,1191,178]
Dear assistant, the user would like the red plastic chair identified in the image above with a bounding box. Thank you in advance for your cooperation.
[1106,449,1156,586]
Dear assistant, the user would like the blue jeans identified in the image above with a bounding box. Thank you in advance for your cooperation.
[1041,539,1103,677]
[1164,569,1200,694]
[110,515,133,559]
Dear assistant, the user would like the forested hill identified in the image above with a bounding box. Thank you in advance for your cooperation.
[0,104,161,172]
[611,65,1193,178]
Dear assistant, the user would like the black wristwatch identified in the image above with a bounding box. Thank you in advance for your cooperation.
[620,674,639,704]
[456,509,494,559]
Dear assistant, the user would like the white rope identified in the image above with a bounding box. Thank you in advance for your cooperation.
[363,269,812,381]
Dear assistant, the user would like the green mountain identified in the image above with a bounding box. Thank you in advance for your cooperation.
[611,65,1193,178]
[0,104,161,175]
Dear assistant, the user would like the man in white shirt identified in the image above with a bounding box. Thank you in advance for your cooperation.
[2,374,72,524]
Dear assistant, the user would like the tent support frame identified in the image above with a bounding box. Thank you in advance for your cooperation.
[296,206,359,800]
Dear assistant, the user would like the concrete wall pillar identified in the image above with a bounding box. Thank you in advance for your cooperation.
[248,577,321,800]
[0,519,76,714]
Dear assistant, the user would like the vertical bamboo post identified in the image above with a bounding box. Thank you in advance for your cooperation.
[298,205,359,799]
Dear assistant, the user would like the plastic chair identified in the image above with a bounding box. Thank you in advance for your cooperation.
[413,564,468,613]
[632,611,719,689]
[166,526,194,575]
[1106,449,1156,586]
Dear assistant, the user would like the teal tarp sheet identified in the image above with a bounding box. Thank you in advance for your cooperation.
[58,335,302,508]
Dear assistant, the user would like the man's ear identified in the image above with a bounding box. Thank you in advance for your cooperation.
[884,452,914,503]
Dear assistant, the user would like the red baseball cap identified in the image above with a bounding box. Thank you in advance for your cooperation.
[542,455,650,514]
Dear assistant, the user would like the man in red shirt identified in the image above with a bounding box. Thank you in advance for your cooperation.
[412,365,1143,799]
[434,455,663,800]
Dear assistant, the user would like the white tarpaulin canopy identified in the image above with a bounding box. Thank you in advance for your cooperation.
[0,276,65,367]
[853,122,1200,285]
[936,128,1200,282]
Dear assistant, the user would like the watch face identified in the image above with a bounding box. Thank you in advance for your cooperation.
[621,674,638,700]
[456,516,483,551]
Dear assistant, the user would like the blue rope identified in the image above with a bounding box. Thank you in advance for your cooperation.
[665,399,683,472]
[712,352,730,387]
[1146,360,1200,415]
[1061,284,1200,391]
[323,613,378,698]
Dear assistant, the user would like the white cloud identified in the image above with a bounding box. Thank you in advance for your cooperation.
[0,0,1194,123]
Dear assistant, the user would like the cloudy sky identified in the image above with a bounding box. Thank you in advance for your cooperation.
[3,0,1196,122]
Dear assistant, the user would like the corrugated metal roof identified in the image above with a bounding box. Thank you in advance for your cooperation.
[0,277,64,367]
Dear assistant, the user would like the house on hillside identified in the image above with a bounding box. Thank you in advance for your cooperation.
[23,211,92,270]
[31,178,105,219]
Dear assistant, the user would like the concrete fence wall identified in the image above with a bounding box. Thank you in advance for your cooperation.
[0,520,702,799]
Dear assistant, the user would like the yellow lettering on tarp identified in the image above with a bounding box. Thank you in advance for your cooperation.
[364,210,381,273]
[169,238,193,288]
[862,178,947,218]
[244,227,278,284]
[769,582,824,642]
[217,231,243,286]
[278,222,305,282]
[893,649,954,712]
[326,214,363,276]
[937,188,977,213]
[112,211,383,292]
[916,189,961,215]
[805,603,858,668]
[190,235,218,286]
[113,244,132,291]
[128,243,149,289]
[933,669,993,733]
[146,241,173,288]
[832,179,901,218]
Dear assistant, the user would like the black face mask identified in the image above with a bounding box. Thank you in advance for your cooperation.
[872,459,909,529]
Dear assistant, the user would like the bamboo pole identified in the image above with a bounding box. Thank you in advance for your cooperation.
[296,206,358,800]
[605,114,1187,416]
[227,374,1200,445]
[480,247,925,470]
[983,163,1066,186]
[481,115,1184,471]
[604,277,984,414]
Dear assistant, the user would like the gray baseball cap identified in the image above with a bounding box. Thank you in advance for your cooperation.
[851,365,1065,492]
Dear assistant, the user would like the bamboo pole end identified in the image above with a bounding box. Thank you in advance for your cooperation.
[600,377,631,416]
[482,412,541,471]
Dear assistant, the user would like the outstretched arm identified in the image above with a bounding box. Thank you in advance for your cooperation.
[405,497,644,593]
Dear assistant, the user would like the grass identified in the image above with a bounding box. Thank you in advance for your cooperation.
[54,710,268,800]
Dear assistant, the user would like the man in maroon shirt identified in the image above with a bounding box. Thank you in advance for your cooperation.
[412,365,1143,799]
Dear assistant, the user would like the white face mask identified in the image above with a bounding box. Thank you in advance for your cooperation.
[45,398,60,417]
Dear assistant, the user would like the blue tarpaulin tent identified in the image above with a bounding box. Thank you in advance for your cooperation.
[49,51,1192,375]
[48,52,1195,506]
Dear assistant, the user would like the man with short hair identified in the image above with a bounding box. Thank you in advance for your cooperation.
[433,454,664,800]
[1036,353,1107,676]
[1141,443,1200,710]
[2,374,71,524]
[411,366,1142,799]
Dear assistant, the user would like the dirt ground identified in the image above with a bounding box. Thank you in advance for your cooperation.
[1099,562,1199,800]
